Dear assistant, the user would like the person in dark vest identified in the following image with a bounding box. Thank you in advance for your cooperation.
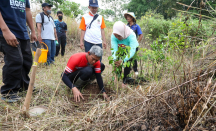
[124,12,143,76]
[0,0,37,102]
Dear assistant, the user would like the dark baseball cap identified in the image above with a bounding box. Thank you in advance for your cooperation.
[42,3,53,7]
[89,0,99,7]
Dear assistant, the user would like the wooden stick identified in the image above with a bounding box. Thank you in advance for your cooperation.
[22,48,41,117]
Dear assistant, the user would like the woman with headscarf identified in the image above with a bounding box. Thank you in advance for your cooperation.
[111,21,139,86]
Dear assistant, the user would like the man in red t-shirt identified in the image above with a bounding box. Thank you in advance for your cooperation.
[62,45,109,102]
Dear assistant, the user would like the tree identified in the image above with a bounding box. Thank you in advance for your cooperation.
[127,0,216,19]
[35,0,64,10]
[100,0,130,20]
[58,1,83,18]
[99,9,115,20]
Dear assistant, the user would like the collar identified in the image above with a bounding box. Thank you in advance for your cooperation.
[89,12,94,16]
[127,22,136,27]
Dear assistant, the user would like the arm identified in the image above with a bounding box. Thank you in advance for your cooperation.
[124,34,139,62]
[111,34,118,61]
[62,72,84,102]
[36,14,42,43]
[137,25,143,43]
[26,8,37,41]
[101,29,106,49]
[95,73,109,101]
[54,28,58,40]
[138,34,143,43]
[0,12,18,47]
[79,17,86,49]
[80,30,85,49]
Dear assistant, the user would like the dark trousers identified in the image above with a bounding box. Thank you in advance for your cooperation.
[56,35,66,56]
[84,40,102,61]
[0,36,32,94]
[119,47,138,83]
[67,63,105,82]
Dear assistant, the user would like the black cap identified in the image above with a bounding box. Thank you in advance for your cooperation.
[42,3,53,7]
[89,0,99,7]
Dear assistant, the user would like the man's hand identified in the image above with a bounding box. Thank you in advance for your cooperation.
[80,41,84,49]
[114,60,122,67]
[2,29,19,47]
[103,92,110,101]
[31,32,37,42]
[72,87,84,102]
[38,36,42,43]
[103,42,107,49]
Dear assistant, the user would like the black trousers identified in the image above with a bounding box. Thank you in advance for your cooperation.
[56,35,66,56]
[0,36,32,94]
[117,47,138,83]
[67,63,105,82]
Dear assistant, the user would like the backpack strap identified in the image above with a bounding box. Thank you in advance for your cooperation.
[40,12,44,30]
[87,14,99,29]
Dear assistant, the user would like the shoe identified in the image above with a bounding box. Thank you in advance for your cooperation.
[123,77,138,85]
[19,86,37,93]
[1,93,21,103]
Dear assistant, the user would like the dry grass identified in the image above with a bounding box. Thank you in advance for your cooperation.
[0,9,216,131]
[0,38,216,130]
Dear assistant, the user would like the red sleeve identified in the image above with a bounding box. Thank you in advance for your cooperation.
[65,56,78,73]
[94,61,101,73]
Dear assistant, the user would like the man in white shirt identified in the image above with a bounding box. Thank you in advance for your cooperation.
[36,3,57,65]
[79,0,106,61]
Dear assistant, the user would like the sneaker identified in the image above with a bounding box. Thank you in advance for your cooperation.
[1,93,21,103]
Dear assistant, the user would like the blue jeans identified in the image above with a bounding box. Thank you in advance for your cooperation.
[84,41,102,61]
[43,39,56,64]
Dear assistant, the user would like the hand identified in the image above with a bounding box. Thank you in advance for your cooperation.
[114,60,122,67]
[103,42,107,49]
[72,87,84,102]
[80,41,84,49]
[55,37,58,41]
[38,36,42,43]
[31,32,37,42]
[2,29,19,47]
[103,92,110,101]
[122,82,127,88]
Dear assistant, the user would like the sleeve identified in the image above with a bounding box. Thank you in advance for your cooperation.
[52,19,56,28]
[26,0,30,8]
[94,61,101,73]
[136,25,143,36]
[101,17,106,29]
[65,57,78,74]
[65,23,67,31]
[95,73,105,93]
[124,34,139,62]
[35,14,42,23]
[79,17,86,31]
[61,72,73,89]
[111,34,118,61]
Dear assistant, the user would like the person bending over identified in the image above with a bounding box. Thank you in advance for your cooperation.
[61,45,109,102]
[111,21,139,87]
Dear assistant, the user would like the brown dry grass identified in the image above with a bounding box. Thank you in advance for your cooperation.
[0,8,216,131]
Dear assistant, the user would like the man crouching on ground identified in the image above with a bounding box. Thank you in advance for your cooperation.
[61,45,109,102]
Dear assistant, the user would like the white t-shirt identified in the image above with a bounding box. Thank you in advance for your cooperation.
[36,13,56,40]
[79,13,106,44]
